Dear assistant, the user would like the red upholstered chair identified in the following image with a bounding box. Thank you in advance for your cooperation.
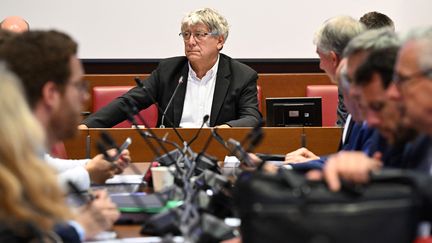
[92,86,158,128]
[306,85,338,126]
[257,85,263,112]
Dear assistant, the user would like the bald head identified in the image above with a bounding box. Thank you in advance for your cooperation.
[1,16,29,33]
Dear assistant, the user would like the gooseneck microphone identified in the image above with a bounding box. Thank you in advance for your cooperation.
[160,76,184,128]
[187,114,209,146]
[134,77,185,143]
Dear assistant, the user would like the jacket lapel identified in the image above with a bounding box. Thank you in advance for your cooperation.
[210,55,230,126]
[172,65,189,127]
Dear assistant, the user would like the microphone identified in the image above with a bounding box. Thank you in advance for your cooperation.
[134,77,186,143]
[160,76,184,128]
[187,114,209,146]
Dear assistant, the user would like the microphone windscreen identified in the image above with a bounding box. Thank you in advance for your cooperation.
[203,114,210,123]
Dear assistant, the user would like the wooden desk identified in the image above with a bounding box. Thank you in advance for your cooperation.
[64,127,341,161]
[113,225,142,238]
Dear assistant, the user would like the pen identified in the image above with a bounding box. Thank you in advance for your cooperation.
[67,181,95,204]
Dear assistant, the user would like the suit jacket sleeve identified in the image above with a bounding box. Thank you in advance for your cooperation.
[218,56,261,127]
[81,67,162,128]
[224,71,261,127]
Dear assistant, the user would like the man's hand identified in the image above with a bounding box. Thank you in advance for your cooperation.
[323,151,382,192]
[85,154,115,184]
[75,190,120,239]
[107,148,131,174]
[285,147,319,164]
[86,149,131,184]
[216,124,231,128]
[78,124,88,129]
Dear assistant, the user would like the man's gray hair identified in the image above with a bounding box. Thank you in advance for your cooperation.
[343,28,400,58]
[401,26,432,73]
[314,16,365,56]
[181,8,229,41]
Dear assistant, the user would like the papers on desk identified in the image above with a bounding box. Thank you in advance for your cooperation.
[85,236,184,242]
[93,175,145,194]
[105,175,144,184]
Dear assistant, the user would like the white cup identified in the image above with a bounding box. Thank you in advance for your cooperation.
[151,166,174,192]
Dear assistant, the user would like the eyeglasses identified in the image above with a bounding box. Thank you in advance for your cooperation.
[179,31,216,42]
[393,69,432,88]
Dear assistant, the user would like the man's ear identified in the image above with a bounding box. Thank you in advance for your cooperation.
[217,35,225,51]
[41,81,61,109]
[330,51,341,68]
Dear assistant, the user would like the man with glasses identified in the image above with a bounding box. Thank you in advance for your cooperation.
[390,27,432,136]
[81,8,261,128]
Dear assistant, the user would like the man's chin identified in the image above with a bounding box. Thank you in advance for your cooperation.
[186,52,201,59]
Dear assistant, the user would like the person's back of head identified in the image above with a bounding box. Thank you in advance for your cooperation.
[0,30,77,109]
[314,15,366,57]
[0,29,17,46]
[0,16,29,33]
[360,11,395,31]
[0,63,70,238]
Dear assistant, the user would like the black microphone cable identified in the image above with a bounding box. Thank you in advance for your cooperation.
[187,114,209,146]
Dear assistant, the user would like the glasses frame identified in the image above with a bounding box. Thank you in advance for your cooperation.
[179,31,217,42]
[393,69,432,88]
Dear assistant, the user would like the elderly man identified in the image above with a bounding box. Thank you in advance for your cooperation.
[81,8,261,128]
[0,16,29,33]
[391,27,432,135]
[313,15,365,126]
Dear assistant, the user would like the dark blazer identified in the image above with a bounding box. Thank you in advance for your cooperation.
[378,134,432,172]
[83,53,261,128]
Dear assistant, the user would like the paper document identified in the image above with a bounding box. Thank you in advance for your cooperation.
[105,175,144,184]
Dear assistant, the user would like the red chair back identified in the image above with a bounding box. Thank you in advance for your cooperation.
[306,85,338,126]
[92,86,158,128]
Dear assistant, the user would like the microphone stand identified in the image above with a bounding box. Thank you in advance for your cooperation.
[160,76,184,128]
[134,77,186,142]
[133,77,236,242]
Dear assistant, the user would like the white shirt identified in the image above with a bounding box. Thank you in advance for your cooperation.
[179,55,220,128]
[44,153,91,191]
[341,114,352,145]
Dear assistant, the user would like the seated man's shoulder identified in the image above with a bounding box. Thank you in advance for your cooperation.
[221,53,257,76]
[159,56,188,66]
